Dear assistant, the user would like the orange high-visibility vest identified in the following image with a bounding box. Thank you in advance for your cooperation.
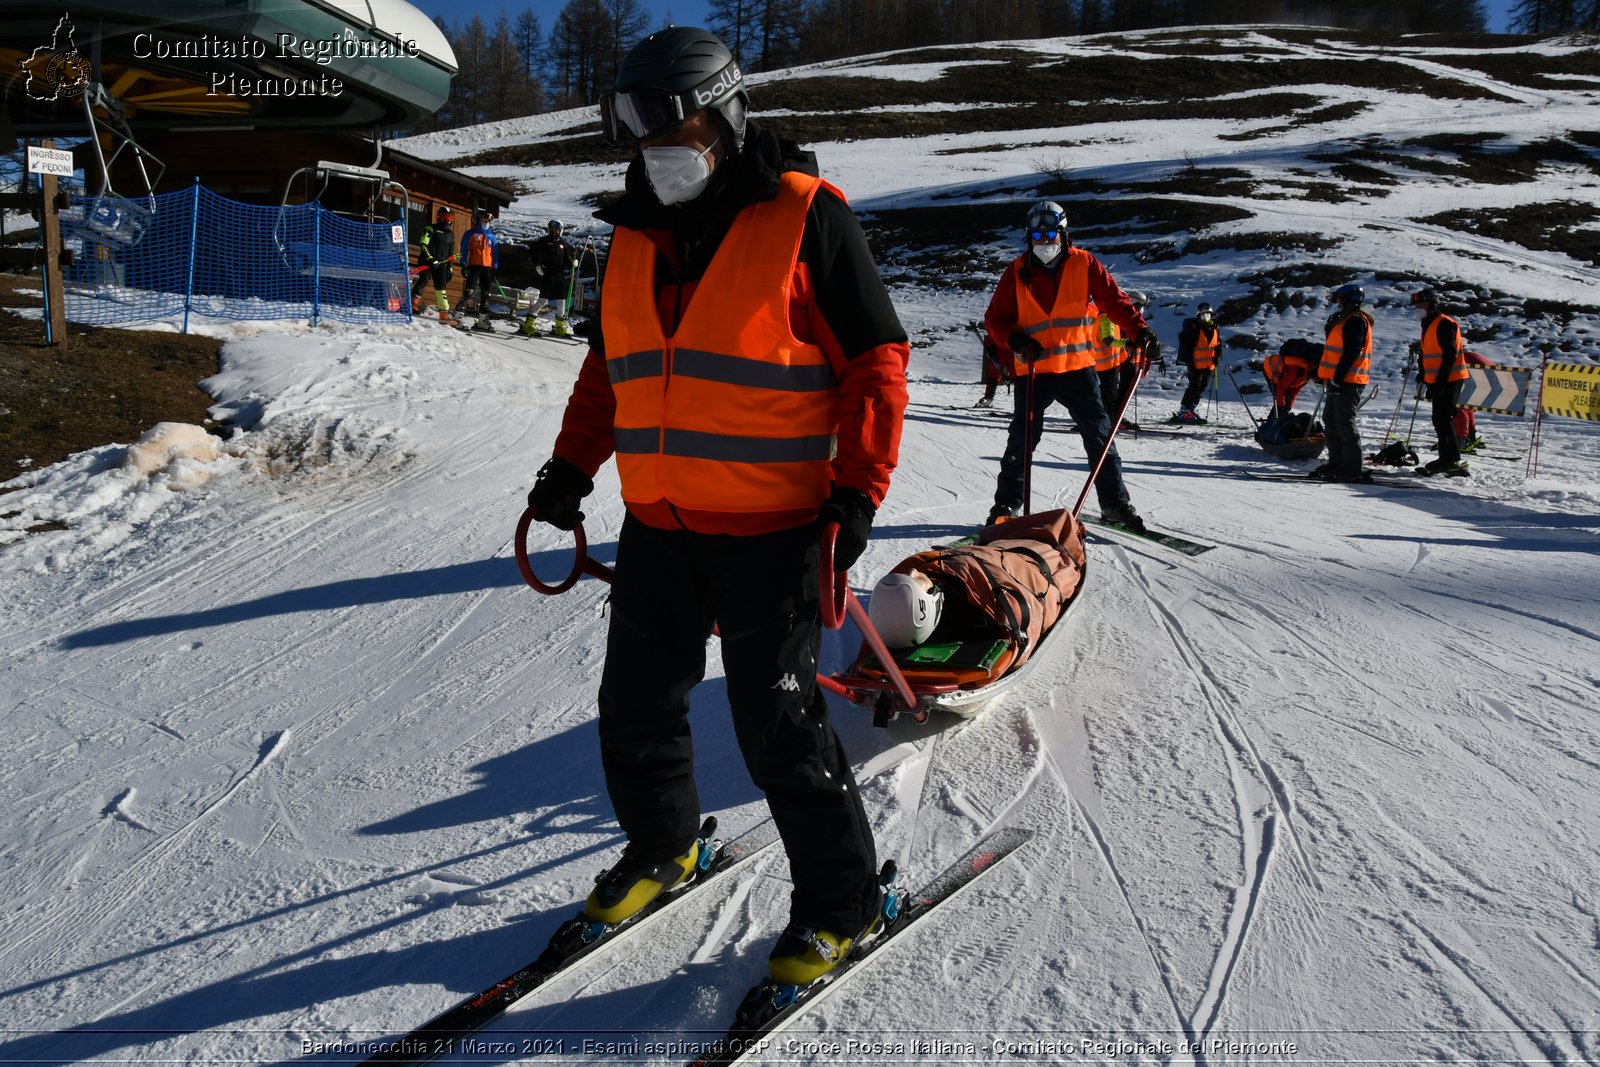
[1093,314,1130,372]
[1319,310,1372,385]
[1010,249,1097,375]
[601,171,839,514]
[1191,323,1219,370]
[1419,314,1468,384]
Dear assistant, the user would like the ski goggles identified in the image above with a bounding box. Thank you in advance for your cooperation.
[600,63,744,146]
[1030,229,1061,241]
[600,89,689,145]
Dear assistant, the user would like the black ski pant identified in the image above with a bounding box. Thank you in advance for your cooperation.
[1180,366,1213,410]
[1322,381,1365,476]
[994,365,1130,513]
[1430,379,1463,464]
[1098,362,1137,423]
[411,263,451,305]
[458,266,495,314]
[596,515,879,933]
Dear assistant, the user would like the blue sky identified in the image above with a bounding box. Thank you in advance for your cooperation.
[414,0,1514,42]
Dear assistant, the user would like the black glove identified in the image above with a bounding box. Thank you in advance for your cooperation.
[1007,331,1044,363]
[527,457,593,531]
[817,487,875,573]
[1133,329,1161,367]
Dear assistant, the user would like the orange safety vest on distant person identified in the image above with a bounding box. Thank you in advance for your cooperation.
[1011,249,1098,376]
[1419,314,1469,384]
[1191,323,1219,370]
[601,171,839,514]
[1319,310,1372,385]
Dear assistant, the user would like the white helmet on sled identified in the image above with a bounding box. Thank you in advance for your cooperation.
[868,570,944,648]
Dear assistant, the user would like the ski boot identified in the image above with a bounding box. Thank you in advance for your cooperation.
[437,311,458,328]
[520,317,542,337]
[973,395,993,409]
[1421,457,1469,477]
[553,318,574,338]
[473,316,495,333]
[985,503,1018,527]
[1171,407,1203,424]
[1458,434,1485,454]
[584,839,703,925]
[745,863,907,1021]
[412,296,424,314]
[1100,499,1146,534]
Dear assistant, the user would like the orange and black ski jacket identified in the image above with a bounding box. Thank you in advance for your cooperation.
[1418,313,1468,384]
[984,250,1147,376]
[1319,308,1372,385]
[552,123,909,537]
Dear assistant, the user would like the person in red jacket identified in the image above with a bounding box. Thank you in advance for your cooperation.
[525,27,908,990]
[983,201,1155,531]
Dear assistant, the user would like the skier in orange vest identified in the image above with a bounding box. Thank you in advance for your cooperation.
[525,27,908,989]
[1411,287,1470,477]
[982,201,1155,532]
[1309,283,1373,482]
[1175,302,1220,423]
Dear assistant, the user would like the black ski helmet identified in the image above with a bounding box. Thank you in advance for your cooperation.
[1334,283,1364,306]
[603,27,749,150]
[1410,287,1437,309]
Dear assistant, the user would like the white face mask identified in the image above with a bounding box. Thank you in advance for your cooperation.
[643,137,721,205]
[1032,243,1061,265]
[1414,306,1430,321]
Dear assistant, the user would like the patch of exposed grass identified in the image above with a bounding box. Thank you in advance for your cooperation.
[0,275,221,477]
[1419,200,1600,267]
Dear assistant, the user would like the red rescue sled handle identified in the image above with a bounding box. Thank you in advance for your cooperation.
[819,522,918,712]
[514,506,612,594]
[515,509,917,713]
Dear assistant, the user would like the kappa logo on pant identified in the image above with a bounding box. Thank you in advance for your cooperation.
[771,673,801,692]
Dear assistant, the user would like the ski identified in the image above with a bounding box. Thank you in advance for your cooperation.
[361,817,782,1067]
[1080,517,1216,556]
[687,828,1033,1067]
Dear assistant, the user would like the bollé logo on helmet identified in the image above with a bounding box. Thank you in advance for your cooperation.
[694,65,742,107]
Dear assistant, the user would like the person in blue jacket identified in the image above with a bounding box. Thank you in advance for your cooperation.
[455,208,500,331]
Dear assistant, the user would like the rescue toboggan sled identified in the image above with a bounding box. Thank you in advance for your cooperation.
[513,506,1088,727]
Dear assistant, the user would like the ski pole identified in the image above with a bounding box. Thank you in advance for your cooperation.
[1021,351,1039,517]
[1072,342,1149,519]
[1382,352,1417,443]
[1228,364,1262,429]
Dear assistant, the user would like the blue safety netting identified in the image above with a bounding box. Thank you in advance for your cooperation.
[60,185,410,329]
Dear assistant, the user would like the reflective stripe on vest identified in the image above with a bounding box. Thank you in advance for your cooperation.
[1320,310,1372,385]
[1093,315,1129,372]
[1011,249,1097,375]
[1419,314,1468,384]
[601,171,839,513]
[1192,325,1219,370]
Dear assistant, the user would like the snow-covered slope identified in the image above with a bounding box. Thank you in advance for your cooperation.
[2,26,1598,1067]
